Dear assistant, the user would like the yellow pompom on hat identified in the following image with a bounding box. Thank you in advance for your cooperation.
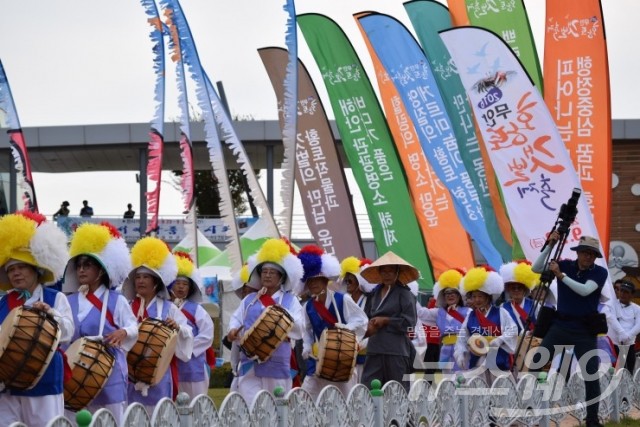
[433,268,466,308]
[246,238,303,291]
[334,256,376,294]
[461,265,503,302]
[122,236,177,300]
[0,211,68,288]
[169,251,202,302]
[500,261,540,295]
[63,222,131,292]
[230,263,251,299]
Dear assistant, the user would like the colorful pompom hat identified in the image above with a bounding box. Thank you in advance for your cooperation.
[461,265,503,302]
[335,256,376,294]
[62,222,131,292]
[432,268,466,308]
[246,238,303,292]
[122,236,177,300]
[0,211,69,288]
[230,263,251,299]
[169,251,203,302]
[499,260,540,296]
[294,245,341,296]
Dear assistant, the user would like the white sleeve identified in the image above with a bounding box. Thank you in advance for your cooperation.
[114,294,139,352]
[341,294,369,342]
[453,314,470,361]
[417,306,438,325]
[302,305,314,358]
[53,292,75,344]
[228,299,245,332]
[498,308,518,354]
[168,303,194,362]
[286,296,304,341]
[192,305,214,357]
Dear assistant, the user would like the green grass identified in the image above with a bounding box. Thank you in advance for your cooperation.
[208,388,230,409]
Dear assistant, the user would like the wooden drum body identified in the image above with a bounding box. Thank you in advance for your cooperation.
[127,318,177,386]
[240,305,293,363]
[515,335,549,372]
[316,327,357,382]
[0,306,60,390]
[64,337,115,411]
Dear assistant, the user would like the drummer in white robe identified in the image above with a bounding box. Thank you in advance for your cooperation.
[169,252,214,399]
[227,238,305,404]
[295,246,368,400]
[0,212,74,427]
[123,237,194,415]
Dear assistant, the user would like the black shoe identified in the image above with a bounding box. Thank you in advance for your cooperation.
[585,420,604,427]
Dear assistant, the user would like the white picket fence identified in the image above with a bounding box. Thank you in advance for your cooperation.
[9,368,640,427]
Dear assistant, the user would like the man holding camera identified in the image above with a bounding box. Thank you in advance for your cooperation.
[532,231,608,427]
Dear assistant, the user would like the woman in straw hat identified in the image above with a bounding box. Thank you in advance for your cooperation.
[123,237,194,415]
[296,246,368,400]
[226,238,304,404]
[169,252,214,400]
[359,251,418,391]
[0,212,74,426]
[417,268,470,375]
[453,266,517,376]
[62,222,137,424]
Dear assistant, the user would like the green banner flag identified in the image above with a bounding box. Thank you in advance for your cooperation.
[298,13,434,290]
[464,0,543,90]
[405,0,512,262]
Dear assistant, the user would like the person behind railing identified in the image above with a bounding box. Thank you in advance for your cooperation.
[417,269,469,376]
[226,238,305,404]
[336,256,375,382]
[62,222,137,425]
[532,232,608,427]
[612,279,640,373]
[453,266,517,379]
[0,212,74,427]
[296,245,368,400]
[169,252,215,400]
[359,251,419,391]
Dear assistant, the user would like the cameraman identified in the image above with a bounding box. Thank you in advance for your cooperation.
[532,231,608,427]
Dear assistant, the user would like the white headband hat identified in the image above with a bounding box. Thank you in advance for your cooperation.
[461,266,504,303]
[432,268,465,308]
[122,237,177,301]
[245,238,303,292]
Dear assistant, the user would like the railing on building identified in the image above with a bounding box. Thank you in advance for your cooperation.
[23,368,640,427]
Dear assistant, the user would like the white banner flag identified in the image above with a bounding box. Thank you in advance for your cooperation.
[440,27,607,271]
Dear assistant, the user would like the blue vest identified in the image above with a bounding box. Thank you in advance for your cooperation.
[240,292,295,379]
[436,306,469,339]
[304,293,345,376]
[128,299,172,405]
[177,301,206,382]
[68,290,127,405]
[502,298,536,335]
[0,288,65,397]
[466,306,511,371]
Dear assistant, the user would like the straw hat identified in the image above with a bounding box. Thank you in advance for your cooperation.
[360,251,420,286]
[0,211,69,288]
[63,222,131,292]
[570,235,603,258]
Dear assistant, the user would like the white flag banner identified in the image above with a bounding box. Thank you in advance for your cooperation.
[440,26,607,271]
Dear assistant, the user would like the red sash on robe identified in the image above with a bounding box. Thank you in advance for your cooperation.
[447,306,466,324]
[86,292,116,328]
[474,308,502,336]
[312,300,338,327]
[181,308,216,370]
[131,297,148,322]
[512,302,534,332]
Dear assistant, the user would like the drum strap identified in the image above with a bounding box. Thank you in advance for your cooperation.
[86,292,116,329]
[312,300,338,326]
[181,308,217,369]
[512,302,534,332]
[474,309,502,336]
[131,297,148,322]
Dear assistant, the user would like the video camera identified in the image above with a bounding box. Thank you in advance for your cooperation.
[556,188,581,235]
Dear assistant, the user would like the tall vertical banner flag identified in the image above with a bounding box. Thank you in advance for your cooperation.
[358,13,502,270]
[160,0,243,272]
[259,47,365,260]
[0,60,38,212]
[463,0,543,90]
[298,14,433,290]
[446,0,470,26]
[140,0,165,234]
[278,0,298,238]
[440,27,607,269]
[354,16,475,276]
[404,0,512,262]
[543,0,611,251]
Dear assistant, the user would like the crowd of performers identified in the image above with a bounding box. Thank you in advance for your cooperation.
[0,210,636,427]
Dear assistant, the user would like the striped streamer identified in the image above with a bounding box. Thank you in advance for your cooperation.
[278,0,298,238]
[139,0,166,234]
[0,60,38,212]
[160,0,242,272]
